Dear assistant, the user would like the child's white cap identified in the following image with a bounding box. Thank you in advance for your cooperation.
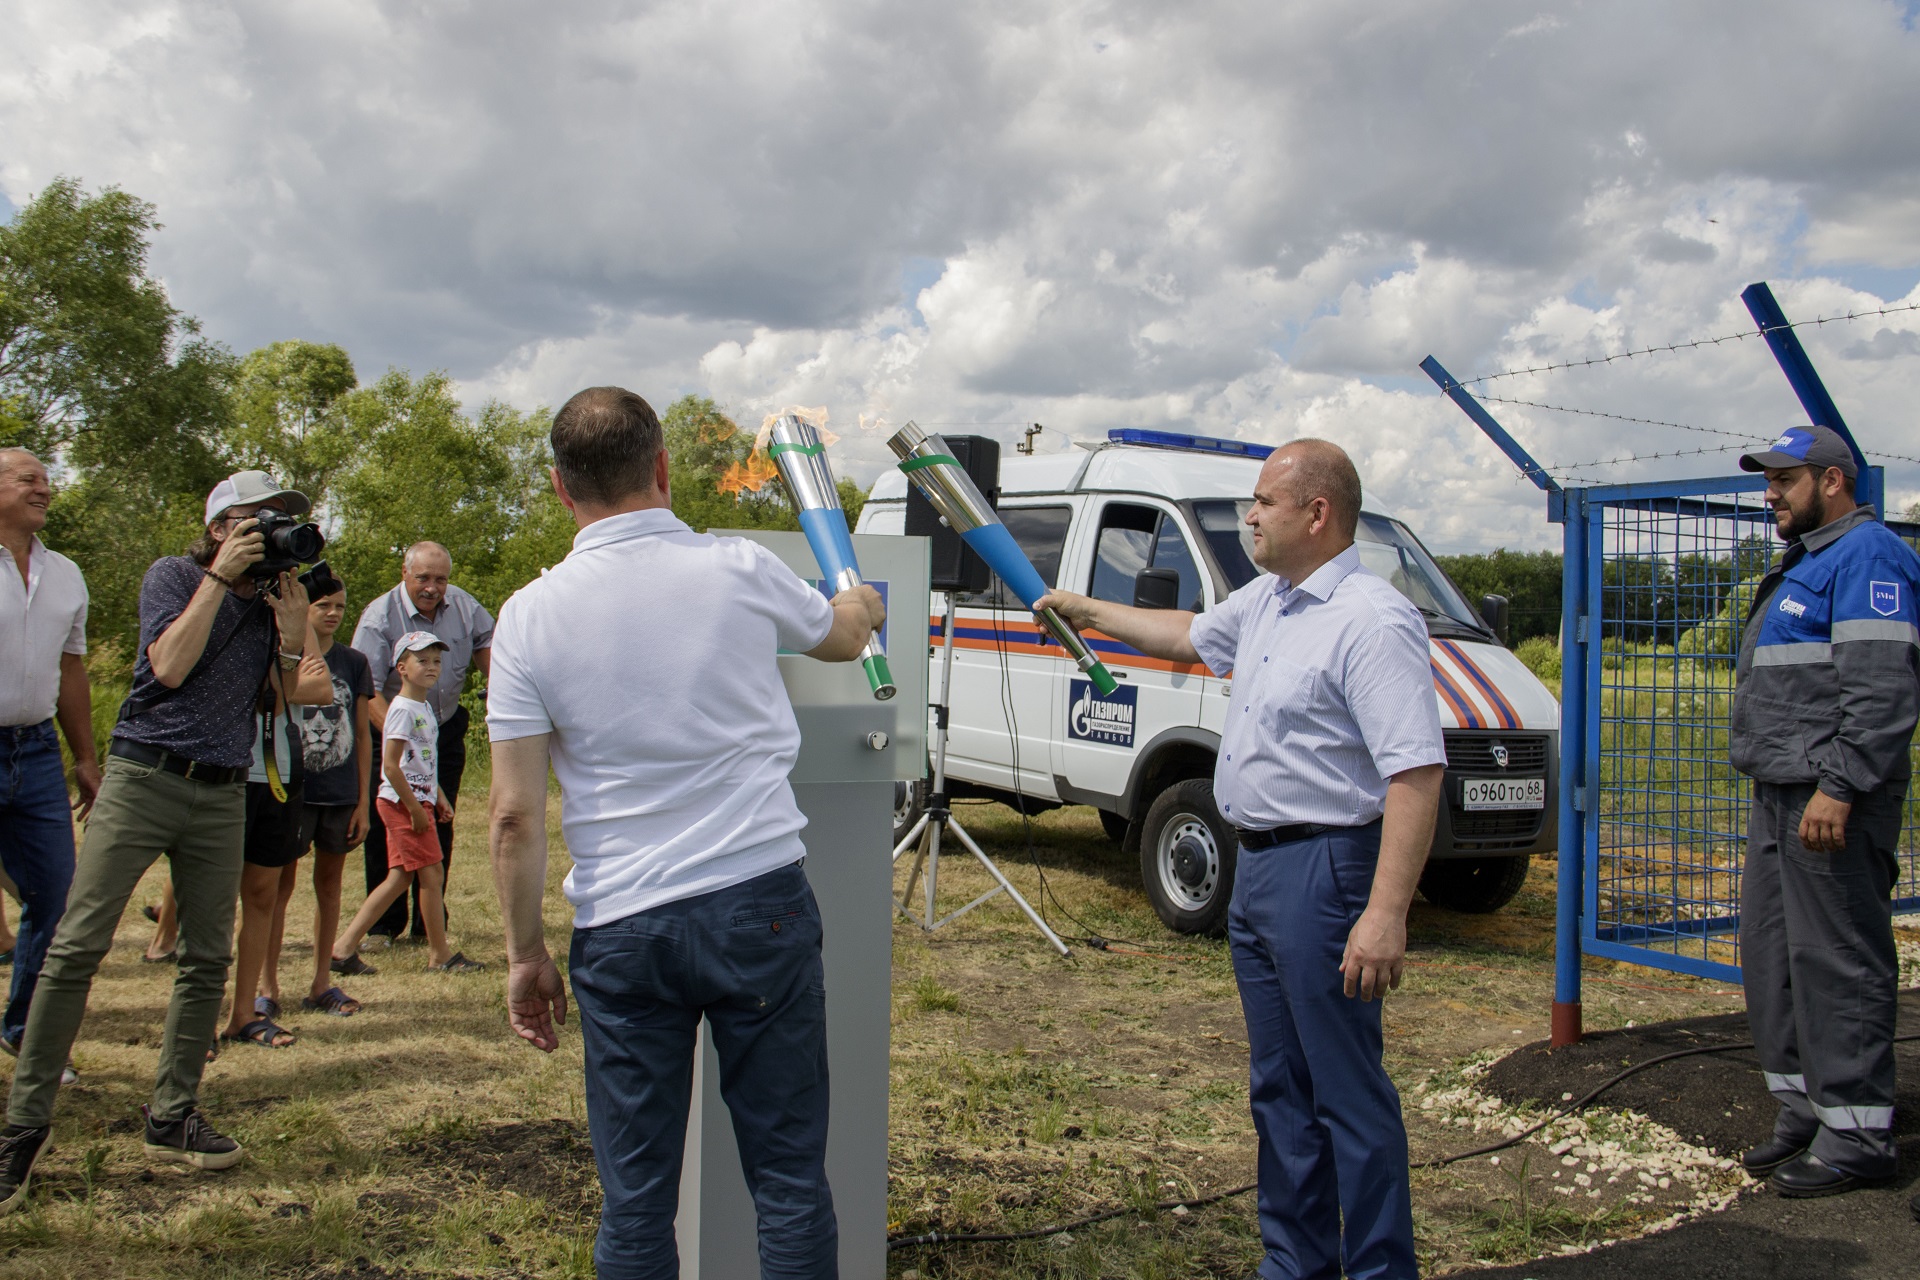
[393,631,450,663]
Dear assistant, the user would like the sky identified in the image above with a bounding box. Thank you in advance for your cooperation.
[4,0,1918,553]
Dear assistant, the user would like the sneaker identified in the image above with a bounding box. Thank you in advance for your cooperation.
[0,1124,50,1214]
[142,1105,245,1171]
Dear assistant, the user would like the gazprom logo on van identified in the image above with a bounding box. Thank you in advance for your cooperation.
[1069,679,1137,747]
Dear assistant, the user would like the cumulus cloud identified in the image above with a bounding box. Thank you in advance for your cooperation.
[3,0,1918,547]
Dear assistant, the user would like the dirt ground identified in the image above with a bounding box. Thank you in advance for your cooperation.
[1,790,1914,1278]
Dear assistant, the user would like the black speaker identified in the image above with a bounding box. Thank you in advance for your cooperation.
[906,434,1000,593]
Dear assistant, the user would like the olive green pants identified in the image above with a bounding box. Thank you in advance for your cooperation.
[6,754,245,1128]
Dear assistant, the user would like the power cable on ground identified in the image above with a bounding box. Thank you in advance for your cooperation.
[889,1030,1920,1252]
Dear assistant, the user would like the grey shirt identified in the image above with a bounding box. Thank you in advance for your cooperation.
[350,582,495,722]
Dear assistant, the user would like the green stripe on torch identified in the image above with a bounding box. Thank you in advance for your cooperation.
[1085,661,1119,697]
[897,453,961,473]
[767,442,825,458]
[863,653,897,700]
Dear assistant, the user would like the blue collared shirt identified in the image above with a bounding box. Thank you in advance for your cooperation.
[1189,544,1445,829]
[351,581,495,722]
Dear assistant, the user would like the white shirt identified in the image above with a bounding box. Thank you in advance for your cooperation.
[1189,544,1445,829]
[377,696,440,805]
[486,509,836,927]
[0,536,88,727]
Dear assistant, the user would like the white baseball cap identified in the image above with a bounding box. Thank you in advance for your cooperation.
[392,630,450,663]
[204,469,311,525]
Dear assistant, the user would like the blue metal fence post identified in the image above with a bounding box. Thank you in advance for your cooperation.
[1552,488,1587,1045]
[1742,282,1883,514]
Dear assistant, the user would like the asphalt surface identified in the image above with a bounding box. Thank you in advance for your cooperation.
[1455,990,1920,1279]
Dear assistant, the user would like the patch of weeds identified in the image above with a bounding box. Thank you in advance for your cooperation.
[1030,1097,1068,1144]
[910,973,961,1013]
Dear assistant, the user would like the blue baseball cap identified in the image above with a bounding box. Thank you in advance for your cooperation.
[1739,424,1857,479]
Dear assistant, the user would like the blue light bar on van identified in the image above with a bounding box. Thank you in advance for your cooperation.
[1106,429,1275,459]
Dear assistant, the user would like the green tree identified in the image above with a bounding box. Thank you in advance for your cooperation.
[661,395,798,533]
[1434,548,1563,644]
[228,340,359,503]
[320,369,571,614]
[4,178,239,647]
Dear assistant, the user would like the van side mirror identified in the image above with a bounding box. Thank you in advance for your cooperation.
[1133,567,1182,610]
[1479,593,1510,645]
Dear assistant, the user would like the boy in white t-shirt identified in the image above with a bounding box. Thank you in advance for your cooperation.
[330,633,483,973]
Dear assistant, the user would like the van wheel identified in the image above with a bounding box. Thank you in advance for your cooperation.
[1098,809,1130,845]
[893,779,928,849]
[1418,855,1530,914]
[1139,779,1237,936]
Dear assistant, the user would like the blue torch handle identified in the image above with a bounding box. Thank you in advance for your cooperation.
[798,508,860,586]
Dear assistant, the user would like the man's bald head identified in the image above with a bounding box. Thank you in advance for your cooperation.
[404,541,451,574]
[1264,439,1362,540]
[0,447,40,477]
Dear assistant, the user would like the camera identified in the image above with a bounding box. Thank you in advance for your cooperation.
[250,509,326,577]
[298,560,344,601]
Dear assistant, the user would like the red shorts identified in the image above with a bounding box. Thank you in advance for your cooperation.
[377,797,443,872]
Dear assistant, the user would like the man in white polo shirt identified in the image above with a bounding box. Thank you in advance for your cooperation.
[488,386,884,1279]
[0,448,100,1059]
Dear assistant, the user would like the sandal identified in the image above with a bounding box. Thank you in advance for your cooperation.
[428,952,487,974]
[254,996,282,1020]
[329,953,378,977]
[221,1018,295,1048]
[300,987,361,1017]
[141,950,176,964]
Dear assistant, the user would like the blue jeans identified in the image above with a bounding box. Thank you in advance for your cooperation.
[1229,822,1416,1280]
[569,862,837,1279]
[0,722,76,1044]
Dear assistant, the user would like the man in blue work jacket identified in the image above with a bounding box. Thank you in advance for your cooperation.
[1730,423,1920,1199]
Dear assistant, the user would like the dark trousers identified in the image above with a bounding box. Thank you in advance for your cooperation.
[1741,779,1904,1176]
[0,722,76,1044]
[362,704,466,937]
[1228,821,1416,1280]
[568,863,837,1280]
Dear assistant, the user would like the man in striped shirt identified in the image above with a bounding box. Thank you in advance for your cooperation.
[1039,438,1444,1280]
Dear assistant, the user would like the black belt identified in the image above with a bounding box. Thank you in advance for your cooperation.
[1236,822,1356,850]
[110,739,247,785]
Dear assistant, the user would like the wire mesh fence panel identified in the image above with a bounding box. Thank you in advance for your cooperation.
[1584,487,1920,982]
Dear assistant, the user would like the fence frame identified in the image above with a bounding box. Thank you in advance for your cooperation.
[1421,280,1901,1045]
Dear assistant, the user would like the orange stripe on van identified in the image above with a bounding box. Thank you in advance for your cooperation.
[1429,660,1482,729]
[1435,640,1519,730]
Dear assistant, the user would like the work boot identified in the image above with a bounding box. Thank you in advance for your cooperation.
[0,1124,50,1214]
[1769,1152,1893,1199]
[142,1106,244,1171]
[1740,1133,1811,1177]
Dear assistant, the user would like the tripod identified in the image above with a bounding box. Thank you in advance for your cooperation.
[892,595,1071,957]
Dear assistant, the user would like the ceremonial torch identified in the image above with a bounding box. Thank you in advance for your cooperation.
[887,422,1119,696]
[768,414,896,700]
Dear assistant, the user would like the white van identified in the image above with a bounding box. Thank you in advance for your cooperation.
[857,429,1560,935]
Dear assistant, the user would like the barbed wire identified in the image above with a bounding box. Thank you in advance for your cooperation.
[1545,442,1750,475]
[1474,393,1752,441]
[1460,301,1920,387]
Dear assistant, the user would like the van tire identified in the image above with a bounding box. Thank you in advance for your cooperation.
[1098,809,1131,845]
[893,779,928,849]
[1418,854,1530,914]
[1139,779,1237,936]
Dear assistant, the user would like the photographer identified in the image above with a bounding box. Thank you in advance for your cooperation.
[0,470,329,1208]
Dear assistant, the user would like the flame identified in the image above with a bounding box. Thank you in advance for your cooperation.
[718,451,781,497]
[858,412,890,434]
[756,405,833,453]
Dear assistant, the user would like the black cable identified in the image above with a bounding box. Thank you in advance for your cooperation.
[888,1030,1920,1251]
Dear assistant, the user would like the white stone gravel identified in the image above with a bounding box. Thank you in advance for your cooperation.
[1413,1050,1749,1254]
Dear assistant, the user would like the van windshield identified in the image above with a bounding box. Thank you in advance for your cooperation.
[1190,501,1491,637]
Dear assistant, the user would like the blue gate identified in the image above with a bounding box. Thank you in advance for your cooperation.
[1421,280,1920,1043]
[1566,478,1920,985]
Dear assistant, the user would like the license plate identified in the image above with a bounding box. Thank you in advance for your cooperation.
[1461,777,1545,811]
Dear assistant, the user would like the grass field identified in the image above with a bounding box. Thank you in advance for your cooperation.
[3,785,1907,1279]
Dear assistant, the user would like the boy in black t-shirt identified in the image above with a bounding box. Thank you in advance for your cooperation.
[268,580,376,1017]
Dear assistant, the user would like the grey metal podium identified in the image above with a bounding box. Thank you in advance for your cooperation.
[674,530,927,1279]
